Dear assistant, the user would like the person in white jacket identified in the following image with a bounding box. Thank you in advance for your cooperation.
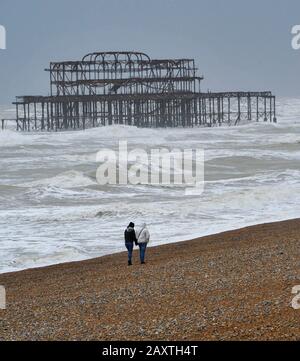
[136,223,150,264]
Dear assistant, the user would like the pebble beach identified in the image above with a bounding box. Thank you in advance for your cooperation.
[0,218,299,341]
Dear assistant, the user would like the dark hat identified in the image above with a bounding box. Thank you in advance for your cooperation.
[128,222,135,228]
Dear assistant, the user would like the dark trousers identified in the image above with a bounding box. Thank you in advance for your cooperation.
[139,243,147,263]
[125,242,133,263]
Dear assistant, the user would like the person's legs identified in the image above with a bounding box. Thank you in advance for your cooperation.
[139,243,147,264]
[125,242,133,265]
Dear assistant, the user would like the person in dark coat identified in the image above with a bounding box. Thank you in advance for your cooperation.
[124,222,137,266]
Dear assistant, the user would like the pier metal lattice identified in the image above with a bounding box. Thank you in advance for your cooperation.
[2,51,276,131]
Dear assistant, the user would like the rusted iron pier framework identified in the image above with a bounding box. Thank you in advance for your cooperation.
[6,51,276,131]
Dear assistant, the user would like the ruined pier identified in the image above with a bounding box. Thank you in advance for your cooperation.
[3,51,276,131]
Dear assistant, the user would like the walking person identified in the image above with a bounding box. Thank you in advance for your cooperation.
[136,223,150,264]
[124,222,137,266]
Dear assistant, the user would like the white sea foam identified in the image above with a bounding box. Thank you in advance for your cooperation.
[19,170,97,188]
[0,97,300,273]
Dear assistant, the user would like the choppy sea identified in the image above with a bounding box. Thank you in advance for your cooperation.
[0,97,300,273]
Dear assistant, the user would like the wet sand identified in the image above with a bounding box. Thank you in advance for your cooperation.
[0,218,299,341]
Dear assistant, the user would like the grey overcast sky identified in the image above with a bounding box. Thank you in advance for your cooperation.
[0,0,299,104]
